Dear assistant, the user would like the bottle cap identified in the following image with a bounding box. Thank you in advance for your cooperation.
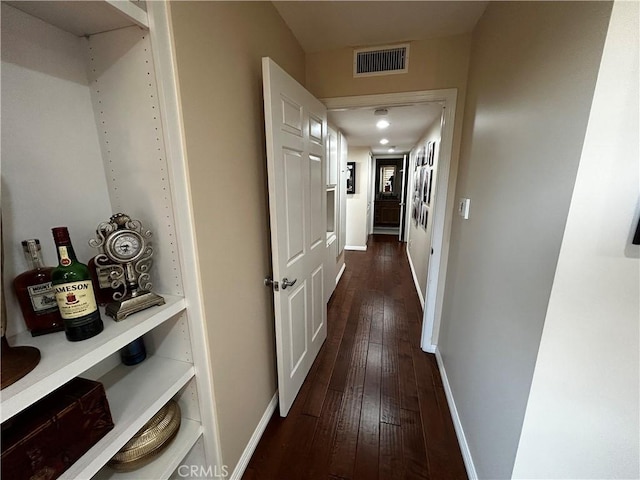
[21,239,40,247]
[51,227,71,244]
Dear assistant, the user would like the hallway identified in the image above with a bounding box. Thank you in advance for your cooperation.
[244,235,467,479]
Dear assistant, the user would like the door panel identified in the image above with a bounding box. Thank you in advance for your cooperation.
[287,282,307,376]
[311,265,324,340]
[283,149,305,262]
[263,57,328,416]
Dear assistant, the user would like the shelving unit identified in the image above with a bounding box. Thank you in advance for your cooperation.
[1,296,185,422]
[1,1,219,478]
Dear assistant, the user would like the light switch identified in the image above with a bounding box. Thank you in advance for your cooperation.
[458,198,470,219]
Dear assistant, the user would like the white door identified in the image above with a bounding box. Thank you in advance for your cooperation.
[262,58,327,416]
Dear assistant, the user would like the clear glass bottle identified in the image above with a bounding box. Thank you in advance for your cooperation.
[13,239,64,336]
[51,227,103,342]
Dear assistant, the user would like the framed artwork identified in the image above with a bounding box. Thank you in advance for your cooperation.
[420,203,428,229]
[426,169,434,205]
[426,141,435,166]
[347,162,356,194]
[421,168,428,203]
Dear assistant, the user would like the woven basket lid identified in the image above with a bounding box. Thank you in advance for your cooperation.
[108,399,181,471]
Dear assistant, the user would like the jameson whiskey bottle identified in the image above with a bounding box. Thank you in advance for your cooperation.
[13,239,64,336]
[51,227,103,342]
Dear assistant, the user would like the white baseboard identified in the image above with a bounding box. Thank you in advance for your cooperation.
[406,248,425,308]
[422,343,437,354]
[229,391,279,480]
[336,262,346,285]
[434,348,478,480]
[345,245,367,251]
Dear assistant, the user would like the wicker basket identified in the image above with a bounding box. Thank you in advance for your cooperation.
[108,399,181,471]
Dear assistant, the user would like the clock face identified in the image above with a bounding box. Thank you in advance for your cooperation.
[106,230,144,262]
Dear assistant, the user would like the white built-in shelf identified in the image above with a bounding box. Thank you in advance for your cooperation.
[94,418,203,480]
[0,294,186,422]
[59,355,194,479]
[5,0,148,37]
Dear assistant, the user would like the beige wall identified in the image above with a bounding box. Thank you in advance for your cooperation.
[436,2,612,478]
[407,117,442,305]
[307,34,473,266]
[168,1,305,472]
[513,2,639,477]
[345,147,372,248]
[305,34,472,100]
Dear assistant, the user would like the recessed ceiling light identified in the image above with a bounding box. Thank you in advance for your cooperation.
[388,147,395,153]
[380,138,389,145]
[376,119,390,129]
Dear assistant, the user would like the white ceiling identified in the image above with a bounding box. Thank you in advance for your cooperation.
[329,104,443,155]
[273,1,488,53]
[273,1,487,155]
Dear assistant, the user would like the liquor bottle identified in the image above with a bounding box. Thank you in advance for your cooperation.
[13,239,64,336]
[51,227,103,342]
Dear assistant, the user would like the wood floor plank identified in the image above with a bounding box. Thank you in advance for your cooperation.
[328,290,363,392]
[303,285,355,416]
[274,413,318,479]
[242,352,321,479]
[353,342,382,480]
[306,389,344,479]
[379,422,404,479]
[401,408,431,480]
[380,340,401,425]
[412,346,468,480]
[328,293,372,478]
[370,293,384,344]
[381,295,401,425]
[397,335,420,412]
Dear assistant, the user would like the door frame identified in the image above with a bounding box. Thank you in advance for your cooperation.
[371,155,404,231]
[322,89,458,352]
[399,153,409,242]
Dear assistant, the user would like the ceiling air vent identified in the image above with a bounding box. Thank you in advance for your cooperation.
[354,44,410,78]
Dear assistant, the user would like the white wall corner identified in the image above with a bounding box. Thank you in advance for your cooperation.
[435,348,478,480]
[229,391,278,480]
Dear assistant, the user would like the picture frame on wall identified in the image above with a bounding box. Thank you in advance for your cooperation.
[347,162,356,194]
[427,169,434,205]
[427,141,435,166]
[421,168,428,203]
[420,203,428,229]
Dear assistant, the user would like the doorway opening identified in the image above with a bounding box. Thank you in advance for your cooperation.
[372,156,406,236]
[323,90,458,352]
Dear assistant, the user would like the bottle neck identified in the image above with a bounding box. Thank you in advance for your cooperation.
[56,244,78,266]
[52,227,78,266]
[22,240,45,270]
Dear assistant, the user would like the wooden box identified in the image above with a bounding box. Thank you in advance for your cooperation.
[1,377,114,480]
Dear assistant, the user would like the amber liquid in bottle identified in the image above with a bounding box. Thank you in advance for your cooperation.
[88,256,120,306]
[13,239,64,336]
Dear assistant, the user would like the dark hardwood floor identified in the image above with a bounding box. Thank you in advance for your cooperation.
[243,235,467,480]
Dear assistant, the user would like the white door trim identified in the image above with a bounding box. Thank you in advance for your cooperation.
[322,89,458,352]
